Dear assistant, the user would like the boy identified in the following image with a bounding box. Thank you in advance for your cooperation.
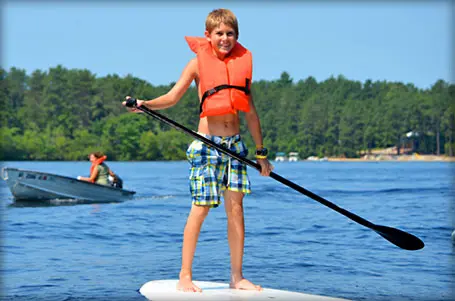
[123,8,273,293]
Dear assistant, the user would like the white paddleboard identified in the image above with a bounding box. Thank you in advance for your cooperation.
[139,279,351,301]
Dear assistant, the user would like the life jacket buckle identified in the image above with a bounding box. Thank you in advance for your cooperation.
[206,88,217,96]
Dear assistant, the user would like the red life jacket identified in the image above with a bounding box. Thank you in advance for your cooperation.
[185,36,252,117]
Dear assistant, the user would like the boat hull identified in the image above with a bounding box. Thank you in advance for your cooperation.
[2,167,135,202]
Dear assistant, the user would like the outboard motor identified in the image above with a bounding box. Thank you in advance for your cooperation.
[112,175,123,188]
[109,175,123,188]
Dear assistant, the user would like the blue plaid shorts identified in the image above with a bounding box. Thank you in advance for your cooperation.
[186,133,251,208]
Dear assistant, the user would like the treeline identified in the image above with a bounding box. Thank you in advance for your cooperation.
[1,65,453,161]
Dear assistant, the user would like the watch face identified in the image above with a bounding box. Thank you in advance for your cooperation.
[256,148,268,156]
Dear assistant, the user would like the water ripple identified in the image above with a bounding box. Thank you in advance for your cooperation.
[1,161,453,301]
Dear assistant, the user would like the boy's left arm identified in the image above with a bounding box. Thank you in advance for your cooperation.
[244,95,274,176]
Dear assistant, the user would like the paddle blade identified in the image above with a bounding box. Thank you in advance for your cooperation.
[374,225,424,251]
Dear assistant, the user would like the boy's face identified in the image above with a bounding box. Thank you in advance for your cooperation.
[205,22,237,57]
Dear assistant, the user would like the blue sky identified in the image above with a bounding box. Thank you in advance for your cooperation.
[3,1,453,89]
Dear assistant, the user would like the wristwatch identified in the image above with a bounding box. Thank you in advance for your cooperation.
[255,147,268,159]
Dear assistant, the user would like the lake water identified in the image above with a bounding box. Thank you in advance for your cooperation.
[1,161,454,301]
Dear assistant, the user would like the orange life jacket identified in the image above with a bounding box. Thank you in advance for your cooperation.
[90,156,107,183]
[185,36,252,117]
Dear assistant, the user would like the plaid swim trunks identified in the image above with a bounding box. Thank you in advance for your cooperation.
[186,133,251,208]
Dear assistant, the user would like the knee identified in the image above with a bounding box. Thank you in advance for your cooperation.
[190,206,210,220]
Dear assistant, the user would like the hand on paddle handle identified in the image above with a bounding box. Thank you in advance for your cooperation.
[257,158,273,176]
[123,96,144,113]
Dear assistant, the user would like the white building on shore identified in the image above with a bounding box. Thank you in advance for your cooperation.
[288,152,299,162]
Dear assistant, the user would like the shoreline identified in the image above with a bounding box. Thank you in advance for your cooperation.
[326,154,455,162]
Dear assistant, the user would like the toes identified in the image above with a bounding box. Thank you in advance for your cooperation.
[179,285,201,293]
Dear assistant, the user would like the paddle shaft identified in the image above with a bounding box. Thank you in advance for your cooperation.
[126,99,424,250]
[136,104,376,226]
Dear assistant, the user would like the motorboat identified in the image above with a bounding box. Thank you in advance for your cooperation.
[288,152,299,162]
[274,152,287,162]
[2,167,135,203]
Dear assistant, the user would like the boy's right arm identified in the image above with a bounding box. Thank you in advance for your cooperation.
[123,58,198,110]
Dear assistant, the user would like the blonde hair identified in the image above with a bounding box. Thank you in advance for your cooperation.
[205,8,239,39]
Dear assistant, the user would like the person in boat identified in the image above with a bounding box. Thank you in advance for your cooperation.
[123,8,273,293]
[77,152,119,187]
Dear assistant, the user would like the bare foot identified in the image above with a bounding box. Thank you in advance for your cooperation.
[230,278,262,291]
[177,274,202,293]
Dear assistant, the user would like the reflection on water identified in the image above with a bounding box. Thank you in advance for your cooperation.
[7,194,177,208]
[8,198,123,208]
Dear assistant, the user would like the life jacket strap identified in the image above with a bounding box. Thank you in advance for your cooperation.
[200,78,250,114]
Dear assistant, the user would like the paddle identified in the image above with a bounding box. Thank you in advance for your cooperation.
[125,98,425,251]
